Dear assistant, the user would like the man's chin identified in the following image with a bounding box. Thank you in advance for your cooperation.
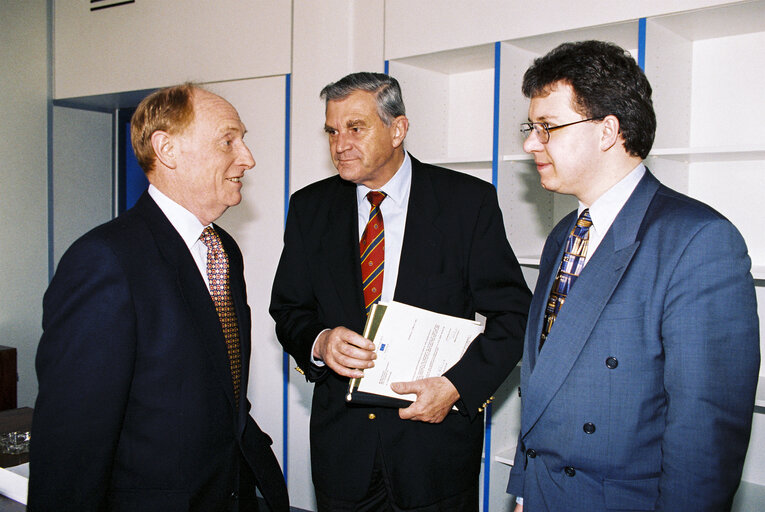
[336,166,361,183]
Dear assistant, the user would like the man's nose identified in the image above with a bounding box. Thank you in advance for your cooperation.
[334,131,352,152]
[523,130,544,153]
[239,142,256,169]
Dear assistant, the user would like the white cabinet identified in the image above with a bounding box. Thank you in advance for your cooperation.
[387,1,765,509]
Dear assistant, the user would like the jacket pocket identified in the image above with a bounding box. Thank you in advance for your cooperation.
[603,476,658,510]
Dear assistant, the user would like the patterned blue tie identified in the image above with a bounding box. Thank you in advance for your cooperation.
[539,209,592,350]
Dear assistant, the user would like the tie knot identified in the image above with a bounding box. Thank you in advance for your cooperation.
[577,208,592,228]
[367,191,387,208]
[199,226,222,251]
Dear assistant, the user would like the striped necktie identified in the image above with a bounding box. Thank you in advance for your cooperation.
[360,191,387,315]
[199,226,242,405]
[539,209,592,350]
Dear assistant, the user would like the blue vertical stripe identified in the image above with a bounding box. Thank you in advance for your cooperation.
[638,18,647,71]
[483,403,493,512]
[384,59,389,75]
[491,42,501,189]
[282,73,292,484]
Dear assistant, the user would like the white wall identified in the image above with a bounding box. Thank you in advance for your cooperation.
[0,0,49,408]
[53,0,292,98]
[52,106,113,264]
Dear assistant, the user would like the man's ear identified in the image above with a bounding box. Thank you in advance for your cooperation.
[391,116,409,149]
[600,115,620,152]
[151,130,177,170]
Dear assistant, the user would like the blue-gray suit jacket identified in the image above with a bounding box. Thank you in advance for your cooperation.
[507,171,759,511]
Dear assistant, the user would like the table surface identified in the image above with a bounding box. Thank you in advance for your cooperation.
[0,408,31,511]
[0,408,32,469]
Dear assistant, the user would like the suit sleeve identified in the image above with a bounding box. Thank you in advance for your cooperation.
[29,236,136,511]
[270,196,330,382]
[657,218,759,510]
[443,185,532,419]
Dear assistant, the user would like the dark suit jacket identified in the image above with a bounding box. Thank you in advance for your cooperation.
[507,171,760,511]
[270,155,531,508]
[30,192,289,512]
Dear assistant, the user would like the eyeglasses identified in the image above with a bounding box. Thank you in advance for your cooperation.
[520,117,606,144]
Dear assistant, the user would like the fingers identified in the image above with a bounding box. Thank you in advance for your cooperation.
[394,377,459,424]
[315,326,376,378]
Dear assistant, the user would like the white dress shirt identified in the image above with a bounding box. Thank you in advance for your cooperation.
[311,153,413,364]
[148,185,212,291]
[579,163,646,267]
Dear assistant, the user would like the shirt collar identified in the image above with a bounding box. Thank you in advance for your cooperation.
[148,184,209,250]
[579,162,646,234]
[356,152,412,208]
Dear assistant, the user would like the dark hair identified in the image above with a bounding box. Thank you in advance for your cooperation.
[130,83,197,174]
[320,72,406,126]
[522,40,656,159]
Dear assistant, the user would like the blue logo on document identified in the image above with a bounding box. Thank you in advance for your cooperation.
[379,344,386,351]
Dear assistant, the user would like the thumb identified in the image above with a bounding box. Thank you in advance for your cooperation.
[391,381,416,395]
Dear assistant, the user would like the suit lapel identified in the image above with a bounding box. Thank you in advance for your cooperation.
[135,193,238,411]
[394,156,443,306]
[521,172,661,435]
[324,179,368,328]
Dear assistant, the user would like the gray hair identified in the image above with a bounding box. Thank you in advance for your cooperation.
[320,72,406,126]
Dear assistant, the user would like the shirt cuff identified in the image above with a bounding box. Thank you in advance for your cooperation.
[310,328,330,367]
[516,497,523,505]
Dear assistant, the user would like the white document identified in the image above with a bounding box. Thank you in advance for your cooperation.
[0,463,28,505]
[357,301,484,402]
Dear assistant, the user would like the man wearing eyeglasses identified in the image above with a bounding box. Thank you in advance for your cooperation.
[506,40,759,512]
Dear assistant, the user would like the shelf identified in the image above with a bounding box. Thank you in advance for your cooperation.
[649,146,765,163]
[494,441,518,467]
[732,480,765,511]
[422,156,492,166]
[392,43,495,74]
[652,1,765,41]
[753,266,765,282]
[502,154,533,162]
[756,377,765,409]
[517,256,540,268]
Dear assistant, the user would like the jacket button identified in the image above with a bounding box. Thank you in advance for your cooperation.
[527,448,537,458]
[564,466,576,477]
[583,422,596,434]
[230,491,238,499]
[368,413,376,420]
[605,357,618,369]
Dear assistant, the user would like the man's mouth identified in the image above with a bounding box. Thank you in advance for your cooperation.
[226,177,242,183]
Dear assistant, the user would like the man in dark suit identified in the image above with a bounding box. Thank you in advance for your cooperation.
[270,72,531,511]
[30,84,289,512]
[506,41,760,511]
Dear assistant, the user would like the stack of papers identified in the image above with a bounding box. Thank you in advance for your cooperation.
[347,301,484,407]
[0,462,28,505]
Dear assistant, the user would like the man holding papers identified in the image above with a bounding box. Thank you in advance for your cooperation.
[270,72,531,511]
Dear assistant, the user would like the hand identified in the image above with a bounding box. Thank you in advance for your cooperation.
[513,504,523,512]
[391,376,459,423]
[313,326,375,378]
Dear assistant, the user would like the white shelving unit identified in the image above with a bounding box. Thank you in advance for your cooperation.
[390,1,765,509]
